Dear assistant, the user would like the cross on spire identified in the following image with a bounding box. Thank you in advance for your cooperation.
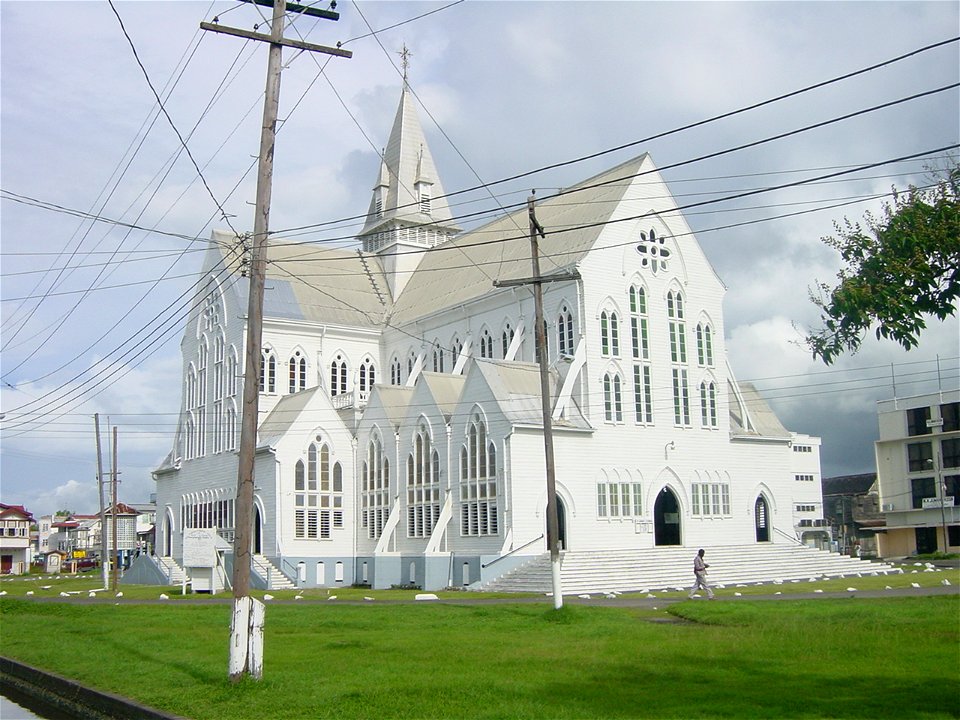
[398,44,412,83]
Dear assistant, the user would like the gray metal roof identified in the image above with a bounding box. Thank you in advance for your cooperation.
[218,239,390,329]
[729,382,790,439]
[473,359,591,430]
[259,386,325,446]
[389,154,649,326]
[418,372,466,423]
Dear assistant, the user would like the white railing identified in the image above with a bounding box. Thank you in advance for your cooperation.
[332,390,370,410]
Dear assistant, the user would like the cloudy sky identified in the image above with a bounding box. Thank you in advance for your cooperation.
[2,0,958,519]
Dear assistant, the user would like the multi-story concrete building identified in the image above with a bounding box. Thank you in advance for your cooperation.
[875,390,960,556]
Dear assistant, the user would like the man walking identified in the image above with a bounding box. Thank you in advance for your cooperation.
[689,548,714,599]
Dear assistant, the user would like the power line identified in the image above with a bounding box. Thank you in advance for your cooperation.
[108,0,241,236]
[266,76,960,254]
[340,0,466,45]
[269,35,960,236]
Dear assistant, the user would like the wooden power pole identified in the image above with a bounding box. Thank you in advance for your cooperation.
[494,191,579,609]
[201,0,350,682]
[94,414,109,589]
[111,425,119,592]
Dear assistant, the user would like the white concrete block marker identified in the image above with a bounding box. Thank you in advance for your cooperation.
[415,593,439,601]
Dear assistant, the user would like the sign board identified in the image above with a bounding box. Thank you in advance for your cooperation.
[72,550,86,559]
[922,496,955,509]
[183,528,217,568]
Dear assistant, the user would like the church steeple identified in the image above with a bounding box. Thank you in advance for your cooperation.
[358,54,460,299]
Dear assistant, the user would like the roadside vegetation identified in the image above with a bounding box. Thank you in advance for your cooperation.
[1,566,958,719]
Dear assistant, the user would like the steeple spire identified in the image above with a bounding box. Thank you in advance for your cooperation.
[357,59,460,300]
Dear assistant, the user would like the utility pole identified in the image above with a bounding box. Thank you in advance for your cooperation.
[111,426,119,592]
[201,0,351,682]
[94,414,109,589]
[494,191,579,610]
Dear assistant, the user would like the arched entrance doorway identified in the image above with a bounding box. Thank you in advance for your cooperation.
[755,496,770,542]
[547,497,568,551]
[253,505,263,555]
[654,487,681,546]
[163,511,173,556]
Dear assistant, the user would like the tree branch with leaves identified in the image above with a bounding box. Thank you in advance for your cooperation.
[806,163,960,364]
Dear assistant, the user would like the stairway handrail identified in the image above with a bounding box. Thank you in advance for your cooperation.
[773,526,805,546]
[482,534,545,569]
[280,558,301,587]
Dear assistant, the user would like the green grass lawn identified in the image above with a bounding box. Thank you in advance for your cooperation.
[1,591,957,719]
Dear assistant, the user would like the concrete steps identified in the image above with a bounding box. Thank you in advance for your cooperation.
[253,555,297,590]
[154,555,190,586]
[476,544,901,594]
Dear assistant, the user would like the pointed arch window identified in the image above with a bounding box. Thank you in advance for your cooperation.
[289,350,307,393]
[260,348,276,393]
[202,288,221,331]
[390,356,402,386]
[196,339,208,456]
[213,335,225,453]
[330,355,347,396]
[227,347,239,398]
[501,323,514,359]
[697,323,714,366]
[407,421,441,538]
[359,358,376,394]
[673,368,691,426]
[294,439,342,540]
[700,381,718,428]
[363,435,390,539]
[432,342,444,373]
[667,291,687,363]
[225,401,238,451]
[557,305,574,356]
[479,329,493,359]
[600,310,620,357]
[451,336,463,368]
[460,413,499,536]
[603,372,623,423]
[629,286,649,361]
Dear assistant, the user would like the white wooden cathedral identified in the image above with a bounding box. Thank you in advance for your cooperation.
[151,80,826,591]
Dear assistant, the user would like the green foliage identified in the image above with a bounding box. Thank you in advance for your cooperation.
[807,163,960,363]
[1,595,958,718]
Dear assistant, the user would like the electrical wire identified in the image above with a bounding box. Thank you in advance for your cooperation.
[269,35,960,236]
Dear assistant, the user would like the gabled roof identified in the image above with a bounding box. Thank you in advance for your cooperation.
[0,504,33,522]
[366,384,416,430]
[360,84,458,237]
[258,386,326,446]
[389,154,649,326]
[417,372,466,423]
[729,382,790,439]
[472,359,591,430]
[215,232,391,329]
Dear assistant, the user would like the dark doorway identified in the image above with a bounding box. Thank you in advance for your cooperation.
[755,496,770,542]
[654,487,681,546]
[547,497,568,550]
[163,514,172,556]
[915,526,938,555]
[253,505,263,555]
[557,496,567,550]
